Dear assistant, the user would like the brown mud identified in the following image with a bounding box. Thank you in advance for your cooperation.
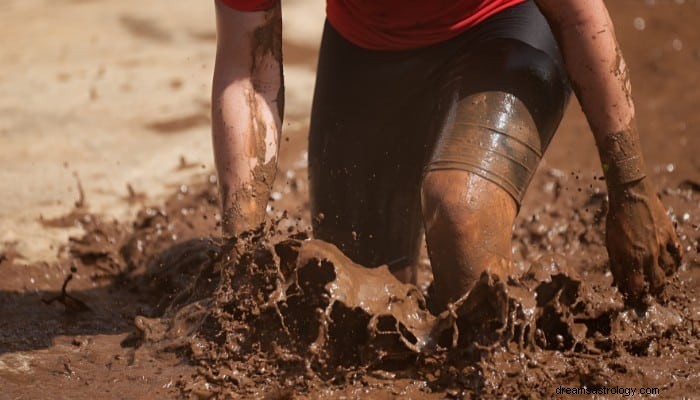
[2,171,699,399]
[2,1,700,399]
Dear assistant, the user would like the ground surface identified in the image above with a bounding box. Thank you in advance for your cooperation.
[1,1,699,399]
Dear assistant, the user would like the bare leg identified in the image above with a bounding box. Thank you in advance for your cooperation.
[421,170,517,312]
[211,3,283,237]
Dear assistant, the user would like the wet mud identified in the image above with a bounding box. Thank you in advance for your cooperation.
[3,170,698,399]
[149,175,700,399]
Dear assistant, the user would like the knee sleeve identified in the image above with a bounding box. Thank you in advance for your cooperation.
[425,39,571,204]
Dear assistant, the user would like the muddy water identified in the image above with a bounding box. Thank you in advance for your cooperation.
[2,172,697,399]
[2,1,700,399]
[152,177,699,399]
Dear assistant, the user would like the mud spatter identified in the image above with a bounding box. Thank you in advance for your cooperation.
[22,173,696,399]
[132,180,698,398]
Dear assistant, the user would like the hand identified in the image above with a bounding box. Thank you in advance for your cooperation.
[606,178,683,302]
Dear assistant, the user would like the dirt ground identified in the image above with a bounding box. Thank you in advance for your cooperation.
[1,1,699,399]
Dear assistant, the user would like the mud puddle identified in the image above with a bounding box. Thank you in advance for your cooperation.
[3,170,696,399]
[142,177,700,399]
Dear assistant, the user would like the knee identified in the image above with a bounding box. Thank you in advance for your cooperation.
[421,171,487,236]
[422,171,459,225]
[421,170,517,238]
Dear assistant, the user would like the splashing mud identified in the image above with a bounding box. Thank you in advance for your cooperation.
[2,172,699,398]
[103,174,695,399]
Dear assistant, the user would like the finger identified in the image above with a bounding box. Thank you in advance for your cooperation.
[667,238,684,265]
[607,248,626,285]
[642,254,665,295]
[658,242,678,276]
[610,258,645,299]
[606,233,648,300]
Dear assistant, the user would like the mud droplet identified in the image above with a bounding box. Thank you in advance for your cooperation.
[672,38,683,51]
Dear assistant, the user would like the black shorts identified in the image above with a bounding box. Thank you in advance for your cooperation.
[307,0,571,269]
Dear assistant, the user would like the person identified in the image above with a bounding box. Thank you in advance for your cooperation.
[210,0,683,311]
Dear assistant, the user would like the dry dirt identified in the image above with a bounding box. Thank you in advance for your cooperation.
[1,1,699,399]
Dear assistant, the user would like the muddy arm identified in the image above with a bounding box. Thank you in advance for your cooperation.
[212,1,284,236]
[535,0,634,148]
[535,0,682,301]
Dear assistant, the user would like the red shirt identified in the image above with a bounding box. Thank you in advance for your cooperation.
[221,0,526,50]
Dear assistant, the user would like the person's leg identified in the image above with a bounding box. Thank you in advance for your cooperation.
[422,170,516,316]
[308,23,442,283]
[421,1,571,312]
[421,92,538,311]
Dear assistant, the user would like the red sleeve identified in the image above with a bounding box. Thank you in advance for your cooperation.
[219,0,278,11]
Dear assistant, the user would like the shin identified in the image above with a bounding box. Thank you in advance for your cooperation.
[421,170,517,311]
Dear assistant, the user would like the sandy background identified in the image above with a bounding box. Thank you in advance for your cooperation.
[0,0,324,263]
[1,0,697,260]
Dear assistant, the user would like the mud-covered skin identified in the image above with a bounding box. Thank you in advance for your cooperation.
[535,0,683,300]
[251,8,284,120]
[598,124,681,300]
[607,178,684,303]
[600,125,646,185]
[600,124,682,301]
[597,123,682,300]
[422,170,517,313]
[214,4,284,236]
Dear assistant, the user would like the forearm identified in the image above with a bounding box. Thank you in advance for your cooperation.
[536,0,645,187]
[536,1,683,300]
[212,81,282,235]
[212,2,284,236]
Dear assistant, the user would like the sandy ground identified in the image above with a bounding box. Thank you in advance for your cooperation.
[2,0,698,263]
[0,0,324,263]
[1,0,699,399]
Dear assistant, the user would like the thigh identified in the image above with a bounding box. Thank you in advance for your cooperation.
[308,23,439,270]
[426,1,571,204]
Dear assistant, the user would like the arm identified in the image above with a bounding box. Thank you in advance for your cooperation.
[535,0,682,301]
[212,0,283,237]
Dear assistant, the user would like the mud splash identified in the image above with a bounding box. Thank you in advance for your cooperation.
[121,174,699,398]
[3,171,698,399]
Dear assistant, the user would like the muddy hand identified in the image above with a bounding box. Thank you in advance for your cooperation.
[606,178,683,301]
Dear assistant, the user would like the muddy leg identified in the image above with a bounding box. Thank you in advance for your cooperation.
[308,24,434,284]
[421,169,517,312]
